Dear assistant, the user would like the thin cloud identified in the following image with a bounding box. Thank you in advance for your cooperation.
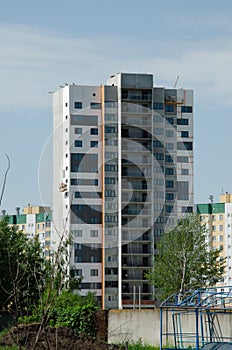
[0,23,232,109]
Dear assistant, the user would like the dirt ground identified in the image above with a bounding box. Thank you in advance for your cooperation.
[0,324,123,350]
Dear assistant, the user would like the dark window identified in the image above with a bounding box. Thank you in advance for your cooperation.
[90,128,98,135]
[166,205,173,213]
[105,164,117,172]
[71,178,98,186]
[177,156,189,163]
[90,102,102,109]
[75,192,82,198]
[91,141,98,147]
[153,140,163,148]
[71,153,98,173]
[166,180,174,188]
[90,269,98,276]
[71,204,102,224]
[165,105,174,113]
[181,131,189,137]
[153,102,164,109]
[154,153,164,160]
[105,101,117,108]
[165,155,173,163]
[166,193,174,200]
[181,106,192,113]
[75,128,82,134]
[165,168,174,175]
[105,281,118,288]
[71,115,98,126]
[105,126,117,133]
[74,140,82,147]
[105,190,116,197]
[177,118,189,125]
[182,206,193,213]
[74,102,82,109]
[178,181,189,200]
[105,177,116,184]
[166,130,174,137]
[181,169,189,175]
[177,141,193,151]
[166,117,174,125]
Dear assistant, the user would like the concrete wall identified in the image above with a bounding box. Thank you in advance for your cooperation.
[108,309,161,345]
[108,308,232,346]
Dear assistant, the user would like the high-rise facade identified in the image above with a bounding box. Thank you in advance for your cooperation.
[197,193,232,287]
[1,205,52,259]
[52,73,194,309]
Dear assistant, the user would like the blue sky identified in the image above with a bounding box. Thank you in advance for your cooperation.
[1,0,232,212]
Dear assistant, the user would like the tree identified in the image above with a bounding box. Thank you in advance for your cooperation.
[146,214,226,301]
[0,216,48,312]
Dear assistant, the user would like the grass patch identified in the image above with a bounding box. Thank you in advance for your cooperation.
[128,342,160,350]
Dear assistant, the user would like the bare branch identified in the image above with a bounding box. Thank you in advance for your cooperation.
[0,153,10,208]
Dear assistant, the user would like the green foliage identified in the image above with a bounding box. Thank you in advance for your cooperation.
[128,341,159,349]
[19,288,99,336]
[146,214,226,300]
[0,216,48,311]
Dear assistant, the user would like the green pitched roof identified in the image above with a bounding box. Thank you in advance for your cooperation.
[197,203,225,214]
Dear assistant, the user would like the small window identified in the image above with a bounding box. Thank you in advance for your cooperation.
[75,269,82,276]
[166,117,174,125]
[166,168,174,175]
[91,141,98,147]
[75,128,82,134]
[181,106,192,113]
[105,126,117,133]
[177,141,193,151]
[74,140,82,147]
[166,180,174,188]
[166,143,173,150]
[153,102,164,109]
[166,193,174,200]
[166,205,173,213]
[90,102,101,109]
[73,230,82,237]
[166,130,174,137]
[165,105,174,113]
[105,177,116,184]
[177,118,189,125]
[181,169,189,175]
[181,131,189,138]
[90,128,98,135]
[165,155,173,163]
[90,269,98,276]
[177,156,189,163]
[153,140,163,148]
[90,230,98,237]
[154,153,164,160]
[74,102,82,109]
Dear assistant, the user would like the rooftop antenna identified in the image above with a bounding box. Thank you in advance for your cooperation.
[209,195,214,203]
[174,75,180,89]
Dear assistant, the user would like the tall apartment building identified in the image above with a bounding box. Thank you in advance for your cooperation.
[197,193,232,287]
[1,205,52,258]
[52,72,194,309]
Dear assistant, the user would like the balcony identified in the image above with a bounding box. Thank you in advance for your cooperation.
[121,104,152,114]
[122,128,151,139]
[122,169,151,177]
[122,93,152,101]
